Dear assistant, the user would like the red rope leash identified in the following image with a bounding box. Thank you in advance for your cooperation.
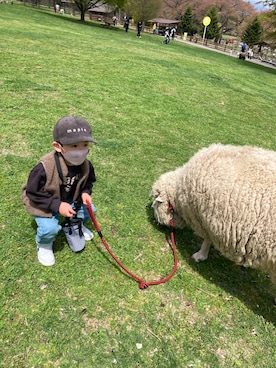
[86,204,178,289]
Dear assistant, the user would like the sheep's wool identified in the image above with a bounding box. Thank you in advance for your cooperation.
[151,144,276,288]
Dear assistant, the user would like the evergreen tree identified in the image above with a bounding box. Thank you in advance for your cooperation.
[243,17,262,45]
[125,0,162,23]
[179,6,194,35]
[201,6,220,41]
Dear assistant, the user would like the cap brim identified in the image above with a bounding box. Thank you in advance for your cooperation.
[59,137,97,145]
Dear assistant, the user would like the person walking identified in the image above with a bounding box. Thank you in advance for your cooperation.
[170,27,176,40]
[124,17,129,32]
[137,21,142,38]
[164,28,170,44]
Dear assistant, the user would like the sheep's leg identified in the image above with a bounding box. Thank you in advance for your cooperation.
[192,240,211,262]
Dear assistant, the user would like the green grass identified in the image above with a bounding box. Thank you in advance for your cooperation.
[1,3,276,367]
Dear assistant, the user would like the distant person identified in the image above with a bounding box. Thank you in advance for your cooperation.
[258,45,263,60]
[170,27,176,40]
[164,28,170,44]
[112,15,117,26]
[152,23,156,34]
[55,4,60,13]
[241,42,246,52]
[124,18,129,32]
[137,21,142,38]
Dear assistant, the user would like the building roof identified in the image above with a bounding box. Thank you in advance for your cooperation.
[88,4,113,13]
[148,18,180,24]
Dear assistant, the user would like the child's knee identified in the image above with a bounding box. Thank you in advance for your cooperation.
[37,221,61,238]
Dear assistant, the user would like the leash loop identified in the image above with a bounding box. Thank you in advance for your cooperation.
[139,281,149,289]
[86,203,178,289]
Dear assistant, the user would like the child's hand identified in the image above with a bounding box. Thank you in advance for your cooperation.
[81,193,92,206]
[59,202,76,217]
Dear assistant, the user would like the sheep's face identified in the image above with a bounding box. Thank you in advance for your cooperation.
[151,189,186,229]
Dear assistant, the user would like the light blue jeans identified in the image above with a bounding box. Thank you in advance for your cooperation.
[35,203,96,245]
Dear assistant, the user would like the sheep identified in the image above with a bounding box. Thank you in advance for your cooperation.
[151,144,276,299]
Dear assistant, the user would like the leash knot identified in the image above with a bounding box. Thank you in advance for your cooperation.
[139,281,149,289]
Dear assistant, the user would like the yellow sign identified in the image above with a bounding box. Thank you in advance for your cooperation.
[203,16,211,27]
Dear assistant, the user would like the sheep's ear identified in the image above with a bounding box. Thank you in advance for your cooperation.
[155,195,163,203]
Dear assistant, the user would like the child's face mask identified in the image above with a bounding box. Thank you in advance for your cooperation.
[61,147,89,166]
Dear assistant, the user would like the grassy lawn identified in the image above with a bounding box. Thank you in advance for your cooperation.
[1,3,276,367]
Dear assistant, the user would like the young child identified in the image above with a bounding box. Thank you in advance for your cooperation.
[22,116,97,266]
[164,28,170,44]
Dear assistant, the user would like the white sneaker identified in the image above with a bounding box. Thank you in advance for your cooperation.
[82,225,94,241]
[37,243,55,266]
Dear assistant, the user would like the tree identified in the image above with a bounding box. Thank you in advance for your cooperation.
[202,5,220,41]
[259,10,276,44]
[160,0,257,37]
[74,0,126,22]
[213,0,256,37]
[243,16,262,45]
[259,1,276,44]
[124,0,162,23]
[261,0,276,9]
[179,6,195,35]
[162,0,190,19]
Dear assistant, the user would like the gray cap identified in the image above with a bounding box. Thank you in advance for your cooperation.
[53,116,97,145]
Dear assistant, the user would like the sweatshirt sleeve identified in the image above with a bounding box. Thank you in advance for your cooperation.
[81,162,96,195]
[26,163,61,213]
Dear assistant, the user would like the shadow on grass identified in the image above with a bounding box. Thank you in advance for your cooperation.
[145,202,276,325]
[36,7,120,32]
[31,217,130,280]
[31,219,65,253]
[91,235,135,281]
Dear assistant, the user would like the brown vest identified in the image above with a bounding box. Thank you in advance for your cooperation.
[21,151,90,218]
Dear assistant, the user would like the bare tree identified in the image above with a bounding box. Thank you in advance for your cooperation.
[161,0,190,19]
[125,0,162,23]
[74,0,126,22]
[160,0,257,37]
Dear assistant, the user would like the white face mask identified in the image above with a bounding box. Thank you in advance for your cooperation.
[62,149,89,166]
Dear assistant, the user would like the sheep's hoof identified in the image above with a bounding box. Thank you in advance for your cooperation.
[192,251,208,262]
